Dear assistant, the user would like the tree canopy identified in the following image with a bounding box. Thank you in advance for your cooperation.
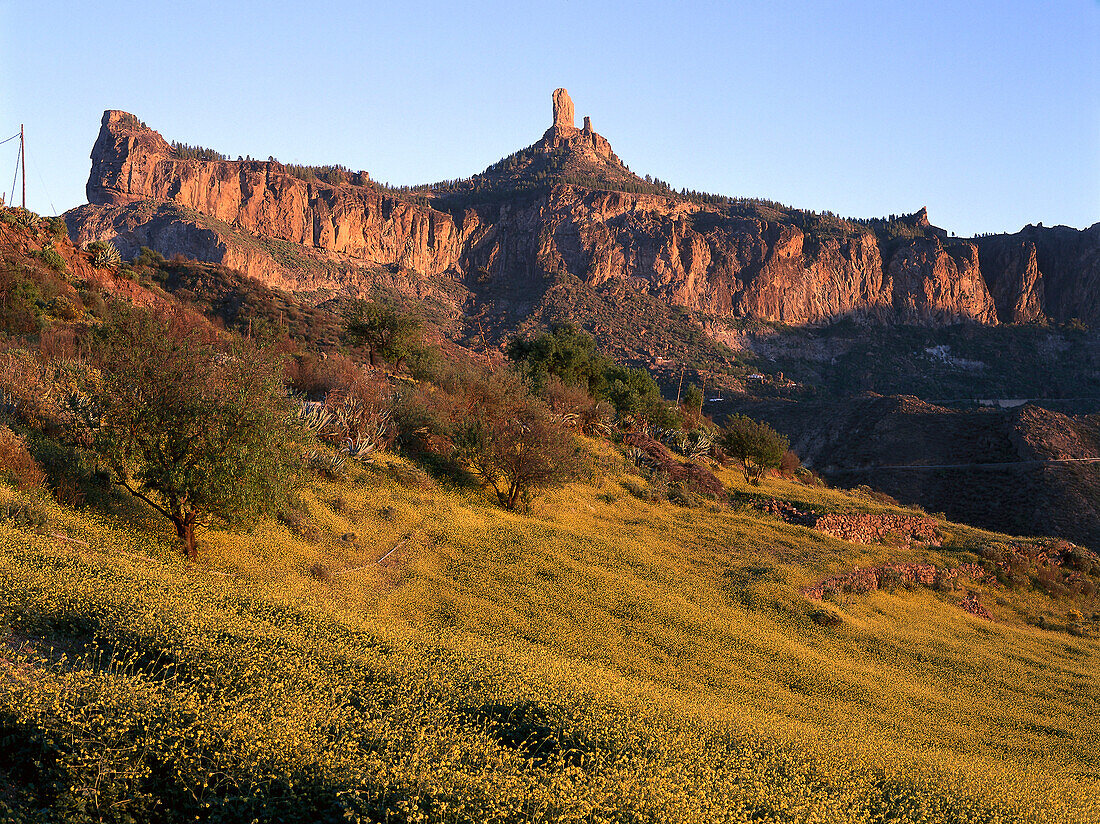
[720,414,789,484]
[92,306,301,557]
[506,325,670,424]
[345,301,422,367]
[451,371,583,510]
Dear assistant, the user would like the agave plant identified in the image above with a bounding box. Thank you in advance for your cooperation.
[342,437,377,463]
[11,208,38,229]
[551,411,580,429]
[89,240,122,269]
[358,413,392,450]
[294,400,342,439]
[0,387,20,418]
[63,388,103,433]
[684,429,715,460]
[663,427,715,460]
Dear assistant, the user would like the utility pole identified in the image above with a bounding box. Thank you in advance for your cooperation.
[20,125,25,209]
[675,365,685,405]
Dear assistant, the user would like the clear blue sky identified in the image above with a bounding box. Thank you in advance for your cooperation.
[2,0,1097,237]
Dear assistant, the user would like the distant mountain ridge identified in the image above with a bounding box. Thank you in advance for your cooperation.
[65,90,1100,333]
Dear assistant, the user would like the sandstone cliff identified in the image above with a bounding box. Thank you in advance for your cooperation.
[65,92,1100,329]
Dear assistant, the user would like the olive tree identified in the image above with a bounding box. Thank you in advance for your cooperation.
[721,414,789,484]
[344,300,422,367]
[92,306,301,558]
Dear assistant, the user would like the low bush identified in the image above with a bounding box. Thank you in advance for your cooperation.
[34,245,67,273]
[543,376,614,435]
[0,490,49,529]
[286,350,363,398]
[0,426,46,490]
[385,460,435,490]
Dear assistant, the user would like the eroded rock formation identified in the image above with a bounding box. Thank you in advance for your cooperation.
[552,88,575,130]
[66,93,1100,327]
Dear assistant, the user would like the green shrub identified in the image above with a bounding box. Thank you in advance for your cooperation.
[45,296,78,320]
[0,492,48,530]
[507,325,673,424]
[35,245,66,273]
[721,415,789,484]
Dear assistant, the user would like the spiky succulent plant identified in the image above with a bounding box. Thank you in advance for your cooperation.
[88,240,122,269]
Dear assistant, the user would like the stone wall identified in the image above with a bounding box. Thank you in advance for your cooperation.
[757,499,940,547]
[813,512,941,546]
[802,561,989,600]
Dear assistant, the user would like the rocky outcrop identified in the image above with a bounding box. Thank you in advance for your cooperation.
[65,94,1100,327]
[886,237,997,324]
[976,237,1045,323]
[552,88,575,130]
[803,538,1099,622]
[82,111,467,281]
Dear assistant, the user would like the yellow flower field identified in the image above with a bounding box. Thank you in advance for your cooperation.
[0,460,1097,822]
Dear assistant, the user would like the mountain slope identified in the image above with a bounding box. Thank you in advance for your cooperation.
[719,393,1100,548]
[2,458,1098,822]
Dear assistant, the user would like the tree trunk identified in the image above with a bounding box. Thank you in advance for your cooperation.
[173,511,198,559]
[506,482,522,511]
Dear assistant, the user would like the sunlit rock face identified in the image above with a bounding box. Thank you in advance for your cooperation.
[68,96,1100,326]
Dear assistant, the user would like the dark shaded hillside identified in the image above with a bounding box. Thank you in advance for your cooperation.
[735,321,1100,402]
[717,396,1100,549]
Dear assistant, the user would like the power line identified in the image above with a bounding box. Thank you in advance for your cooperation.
[29,151,57,216]
[9,140,20,207]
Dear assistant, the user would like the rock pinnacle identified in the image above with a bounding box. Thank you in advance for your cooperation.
[552,88,575,130]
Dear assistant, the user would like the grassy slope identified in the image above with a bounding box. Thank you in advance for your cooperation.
[1,457,1098,823]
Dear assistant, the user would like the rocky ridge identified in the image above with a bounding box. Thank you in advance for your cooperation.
[65,92,1100,329]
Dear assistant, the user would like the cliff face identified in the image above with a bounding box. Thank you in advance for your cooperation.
[66,98,1100,328]
[976,224,1100,324]
[84,111,466,279]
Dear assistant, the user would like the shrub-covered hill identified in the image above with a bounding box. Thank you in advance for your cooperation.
[1,458,1098,823]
